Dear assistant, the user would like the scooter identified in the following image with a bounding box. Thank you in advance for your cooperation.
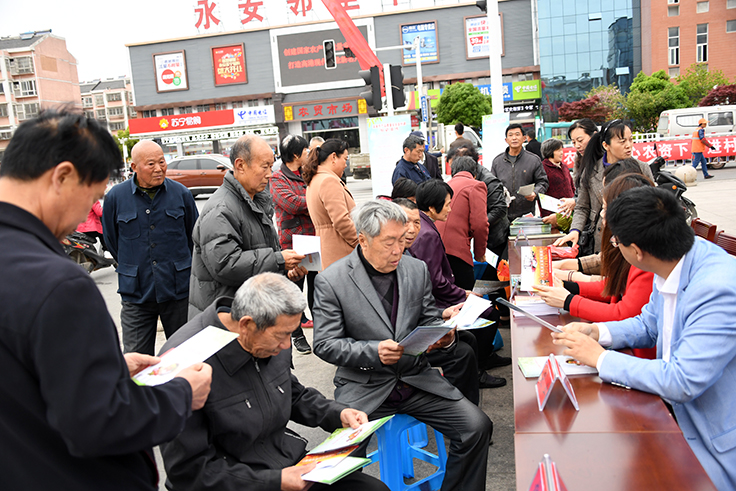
[61,231,117,273]
[648,145,698,224]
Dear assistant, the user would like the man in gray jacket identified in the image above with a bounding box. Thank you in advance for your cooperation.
[188,135,305,319]
[490,124,549,221]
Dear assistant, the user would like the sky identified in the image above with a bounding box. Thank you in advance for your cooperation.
[0,0,204,81]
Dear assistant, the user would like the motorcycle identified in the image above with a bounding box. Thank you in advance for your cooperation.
[61,231,117,273]
[648,145,698,224]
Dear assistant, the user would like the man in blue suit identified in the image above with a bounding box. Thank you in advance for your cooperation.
[552,187,736,491]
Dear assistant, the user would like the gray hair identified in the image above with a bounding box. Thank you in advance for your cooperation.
[230,134,257,167]
[231,273,306,330]
[309,136,324,146]
[352,200,407,239]
[541,138,564,160]
[450,156,478,177]
[402,135,424,153]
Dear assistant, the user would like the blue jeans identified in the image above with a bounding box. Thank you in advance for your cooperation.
[692,152,710,177]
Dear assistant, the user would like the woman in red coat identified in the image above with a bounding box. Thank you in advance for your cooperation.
[534,172,657,359]
[77,200,106,251]
[435,156,488,290]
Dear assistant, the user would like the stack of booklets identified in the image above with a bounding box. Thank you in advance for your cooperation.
[296,416,393,484]
[510,216,551,236]
[513,294,560,317]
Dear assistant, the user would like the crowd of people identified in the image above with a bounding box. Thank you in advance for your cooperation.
[1,111,734,491]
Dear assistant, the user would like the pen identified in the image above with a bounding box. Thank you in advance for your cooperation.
[610,381,632,390]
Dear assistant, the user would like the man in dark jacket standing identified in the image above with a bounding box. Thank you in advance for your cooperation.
[162,273,388,491]
[188,134,305,319]
[524,128,543,161]
[103,140,199,355]
[0,111,211,491]
[491,124,549,221]
[392,134,432,184]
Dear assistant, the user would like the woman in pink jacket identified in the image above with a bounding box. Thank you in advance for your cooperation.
[435,156,488,289]
[76,201,106,251]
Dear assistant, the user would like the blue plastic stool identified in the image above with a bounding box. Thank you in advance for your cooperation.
[367,414,447,491]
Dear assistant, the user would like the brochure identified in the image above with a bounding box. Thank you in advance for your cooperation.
[514,295,560,317]
[133,326,238,386]
[308,416,393,455]
[292,234,322,272]
[300,456,372,484]
[518,355,598,379]
[538,194,564,213]
[518,183,535,196]
[398,325,454,356]
[520,246,553,292]
[447,294,492,329]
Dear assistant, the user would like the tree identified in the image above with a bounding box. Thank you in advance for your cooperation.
[435,83,492,129]
[625,70,689,132]
[699,84,736,106]
[113,128,139,163]
[557,85,626,123]
[676,63,731,107]
[558,96,611,123]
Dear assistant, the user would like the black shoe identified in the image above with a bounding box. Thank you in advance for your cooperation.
[292,335,312,354]
[705,175,714,179]
[482,352,512,370]
[479,372,507,388]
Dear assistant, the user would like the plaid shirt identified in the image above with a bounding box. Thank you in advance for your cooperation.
[270,165,315,250]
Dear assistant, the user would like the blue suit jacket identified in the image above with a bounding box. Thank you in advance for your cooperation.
[599,238,736,491]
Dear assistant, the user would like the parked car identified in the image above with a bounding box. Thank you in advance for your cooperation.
[166,154,232,197]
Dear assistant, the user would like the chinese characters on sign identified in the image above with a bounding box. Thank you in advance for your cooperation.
[283,101,360,121]
[212,44,247,86]
[401,21,439,65]
[560,136,736,168]
[129,109,235,135]
[239,0,264,24]
[194,0,221,31]
[233,106,276,126]
[464,14,503,59]
[153,51,189,93]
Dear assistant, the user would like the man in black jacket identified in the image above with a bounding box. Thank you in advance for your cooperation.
[524,128,543,161]
[161,273,388,491]
[0,111,211,490]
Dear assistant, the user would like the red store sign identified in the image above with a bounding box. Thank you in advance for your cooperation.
[129,110,235,135]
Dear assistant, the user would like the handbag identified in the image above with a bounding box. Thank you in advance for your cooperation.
[578,216,598,257]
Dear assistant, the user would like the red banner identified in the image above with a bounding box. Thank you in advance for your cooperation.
[129,110,235,135]
[212,44,247,86]
[561,135,736,168]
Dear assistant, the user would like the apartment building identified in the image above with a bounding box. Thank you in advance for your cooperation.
[644,0,736,79]
[0,30,82,160]
[80,77,137,135]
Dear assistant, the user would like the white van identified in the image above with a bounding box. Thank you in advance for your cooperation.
[657,105,736,138]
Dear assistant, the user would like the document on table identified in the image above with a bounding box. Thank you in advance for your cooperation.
[538,194,563,213]
[133,326,238,386]
[518,183,535,196]
[518,355,598,378]
[292,234,322,272]
[447,294,492,329]
[398,325,454,356]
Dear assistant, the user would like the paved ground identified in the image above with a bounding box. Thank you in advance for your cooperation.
[92,168,735,490]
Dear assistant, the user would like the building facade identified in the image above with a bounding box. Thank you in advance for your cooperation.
[80,77,137,135]
[644,0,736,80]
[126,0,541,159]
[537,0,642,121]
[0,30,82,160]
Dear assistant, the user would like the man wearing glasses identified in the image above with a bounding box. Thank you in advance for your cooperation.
[552,187,736,491]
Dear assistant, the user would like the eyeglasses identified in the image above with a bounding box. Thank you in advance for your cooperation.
[610,236,621,248]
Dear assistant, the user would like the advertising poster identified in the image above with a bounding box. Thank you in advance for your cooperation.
[153,51,189,93]
[366,115,412,197]
[482,112,510,171]
[212,44,247,86]
[464,14,504,59]
[401,21,439,65]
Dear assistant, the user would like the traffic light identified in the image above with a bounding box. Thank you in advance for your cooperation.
[389,65,406,109]
[476,1,487,13]
[359,66,382,111]
[323,40,336,69]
